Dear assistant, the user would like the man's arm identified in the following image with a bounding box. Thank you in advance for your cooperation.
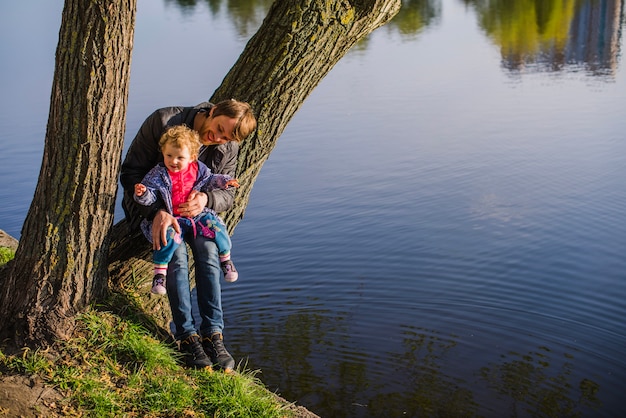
[120,110,165,191]
[120,109,169,226]
[203,141,239,213]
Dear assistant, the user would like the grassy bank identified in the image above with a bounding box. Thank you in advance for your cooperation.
[0,247,313,417]
[0,307,296,417]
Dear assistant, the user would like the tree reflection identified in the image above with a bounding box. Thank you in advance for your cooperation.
[480,347,602,417]
[228,306,351,413]
[165,0,273,38]
[387,0,442,39]
[164,0,622,76]
[165,0,442,42]
[465,0,623,76]
[368,327,479,417]
[363,327,603,417]
[233,311,605,417]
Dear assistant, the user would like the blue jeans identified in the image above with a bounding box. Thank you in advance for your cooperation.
[166,234,223,341]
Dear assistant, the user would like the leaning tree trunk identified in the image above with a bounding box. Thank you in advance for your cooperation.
[108,0,400,332]
[217,0,401,227]
[0,0,136,346]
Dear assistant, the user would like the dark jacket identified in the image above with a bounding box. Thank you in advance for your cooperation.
[120,102,239,232]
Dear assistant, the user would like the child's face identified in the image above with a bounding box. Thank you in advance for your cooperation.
[162,143,194,172]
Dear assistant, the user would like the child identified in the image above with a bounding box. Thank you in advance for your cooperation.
[134,125,240,295]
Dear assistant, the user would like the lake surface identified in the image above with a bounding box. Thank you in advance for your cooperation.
[1,1,625,417]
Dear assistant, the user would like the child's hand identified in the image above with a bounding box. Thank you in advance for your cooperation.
[135,183,147,196]
[226,179,240,188]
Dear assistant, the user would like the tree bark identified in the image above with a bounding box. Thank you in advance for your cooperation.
[215,0,401,228]
[0,0,136,346]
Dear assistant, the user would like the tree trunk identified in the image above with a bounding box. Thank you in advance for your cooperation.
[108,0,400,332]
[0,0,399,345]
[0,0,136,346]
[216,0,401,228]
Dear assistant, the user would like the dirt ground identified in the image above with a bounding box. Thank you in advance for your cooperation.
[0,230,18,252]
[0,375,64,417]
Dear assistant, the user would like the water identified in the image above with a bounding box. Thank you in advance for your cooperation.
[1,1,625,417]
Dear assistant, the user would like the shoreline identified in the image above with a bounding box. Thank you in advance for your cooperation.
[0,229,319,418]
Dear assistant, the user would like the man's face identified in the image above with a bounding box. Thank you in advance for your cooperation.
[200,113,237,145]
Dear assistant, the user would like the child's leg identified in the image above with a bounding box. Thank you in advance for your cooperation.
[214,229,232,263]
[153,226,183,270]
[197,214,237,282]
[151,226,183,294]
[197,214,232,259]
[213,226,237,282]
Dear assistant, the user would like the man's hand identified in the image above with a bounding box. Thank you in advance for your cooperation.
[178,191,208,218]
[151,210,180,250]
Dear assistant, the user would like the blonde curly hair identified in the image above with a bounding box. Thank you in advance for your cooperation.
[159,125,201,157]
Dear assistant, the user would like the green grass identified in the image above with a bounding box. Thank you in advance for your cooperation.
[0,309,294,418]
[0,246,15,266]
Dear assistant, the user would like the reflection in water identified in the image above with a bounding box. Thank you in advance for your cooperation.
[164,0,622,77]
[568,0,623,75]
[165,0,273,39]
[229,304,351,414]
[368,327,479,417]
[467,0,623,76]
[481,348,602,417]
[165,0,443,44]
[231,302,604,417]
[387,0,442,38]
[370,327,601,417]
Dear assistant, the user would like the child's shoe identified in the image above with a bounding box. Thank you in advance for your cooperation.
[220,260,238,282]
[151,273,167,295]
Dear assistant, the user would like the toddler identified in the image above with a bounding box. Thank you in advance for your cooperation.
[134,125,240,294]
